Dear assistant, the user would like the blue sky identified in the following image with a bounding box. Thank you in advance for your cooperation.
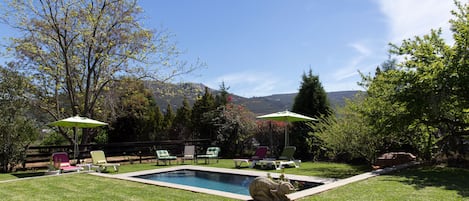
[139,0,456,97]
[0,1,455,98]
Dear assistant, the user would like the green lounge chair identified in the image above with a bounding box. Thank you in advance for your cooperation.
[196,147,220,164]
[156,150,177,165]
[90,150,120,172]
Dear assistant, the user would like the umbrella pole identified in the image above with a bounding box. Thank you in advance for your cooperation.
[73,127,76,159]
[284,122,288,148]
[269,122,273,154]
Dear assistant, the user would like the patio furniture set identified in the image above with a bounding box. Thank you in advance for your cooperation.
[49,150,120,174]
[155,146,220,165]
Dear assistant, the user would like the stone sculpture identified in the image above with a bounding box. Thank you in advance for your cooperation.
[249,176,296,201]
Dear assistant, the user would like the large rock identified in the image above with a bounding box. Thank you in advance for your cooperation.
[374,152,416,168]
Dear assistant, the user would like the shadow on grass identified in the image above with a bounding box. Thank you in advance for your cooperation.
[393,166,469,197]
[297,165,371,179]
[11,172,46,178]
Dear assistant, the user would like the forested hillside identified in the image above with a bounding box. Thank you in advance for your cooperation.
[144,81,359,114]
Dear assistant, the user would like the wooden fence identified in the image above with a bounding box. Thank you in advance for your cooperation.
[24,139,210,169]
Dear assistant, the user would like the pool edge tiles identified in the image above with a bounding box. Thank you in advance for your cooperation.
[104,165,336,201]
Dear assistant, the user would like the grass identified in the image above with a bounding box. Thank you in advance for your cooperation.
[0,173,235,201]
[304,166,469,201]
[193,159,370,179]
[0,159,467,200]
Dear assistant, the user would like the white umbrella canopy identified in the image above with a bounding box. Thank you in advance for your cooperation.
[48,115,108,128]
[257,110,317,147]
[256,110,317,122]
[48,115,108,159]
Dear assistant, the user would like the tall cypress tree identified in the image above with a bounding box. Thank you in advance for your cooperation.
[173,97,193,140]
[162,103,175,140]
[148,105,163,141]
[291,69,330,160]
[191,87,216,140]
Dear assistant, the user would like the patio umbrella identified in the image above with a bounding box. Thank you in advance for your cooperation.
[48,115,108,159]
[257,110,317,148]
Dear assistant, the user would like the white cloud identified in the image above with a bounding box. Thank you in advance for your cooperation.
[210,71,286,97]
[349,42,372,56]
[324,80,363,92]
[377,0,455,43]
[332,42,374,81]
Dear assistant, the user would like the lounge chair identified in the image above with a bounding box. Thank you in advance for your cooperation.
[196,147,220,164]
[50,152,83,173]
[90,150,120,172]
[258,146,301,170]
[233,146,269,168]
[181,145,195,164]
[156,150,177,165]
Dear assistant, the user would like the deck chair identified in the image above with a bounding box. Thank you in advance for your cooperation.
[156,150,177,165]
[233,146,269,168]
[196,147,220,164]
[259,146,301,170]
[90,150,120,172]
[181,145,195,164]
[50,152,83,173]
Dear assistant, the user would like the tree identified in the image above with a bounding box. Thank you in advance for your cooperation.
[215,82,230,107]
[292,69,330,117]
[161,103,175,140]
[172,97,192,140]
[255,120,287,156]
[107,78,157,142]
[355,1,469,163]
[148,104,164,141]
[1,0,199,146]
[312,94,379,163]
[291,69,330,160]
[206,103,257,157]
[191,87,216,140]
[0,64,38,172]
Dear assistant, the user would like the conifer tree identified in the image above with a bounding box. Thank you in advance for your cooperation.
[173,98,193,140]
[291,69,330,160]
[191,87,216,140]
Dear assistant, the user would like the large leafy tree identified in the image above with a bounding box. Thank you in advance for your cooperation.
[1,0,198,145]
[0,64,38,172]
[313,94,379,163]
[359,1,469,162]
[107,78,158,142]
[291,69,330,159]
[207,103,257,157]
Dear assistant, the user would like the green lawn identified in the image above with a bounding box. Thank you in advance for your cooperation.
[0,160,467,200]
[304,166,469,201]
[195,159,370,179]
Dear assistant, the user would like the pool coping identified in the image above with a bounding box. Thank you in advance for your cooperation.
[93,165,336,200]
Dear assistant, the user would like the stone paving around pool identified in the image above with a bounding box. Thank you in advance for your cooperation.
[92,162,418,201]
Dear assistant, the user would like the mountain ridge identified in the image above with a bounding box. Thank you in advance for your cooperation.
[144,81,359,114]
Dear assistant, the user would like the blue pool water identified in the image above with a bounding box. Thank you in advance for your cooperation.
[135,170,255,195]
[134,169,323,196]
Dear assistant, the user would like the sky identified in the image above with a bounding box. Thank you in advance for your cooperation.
[137,0,456,98]
[0,1,456,98]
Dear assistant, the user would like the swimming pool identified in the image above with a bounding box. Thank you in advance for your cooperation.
[111,166,334,200]
[135,169,256,195]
